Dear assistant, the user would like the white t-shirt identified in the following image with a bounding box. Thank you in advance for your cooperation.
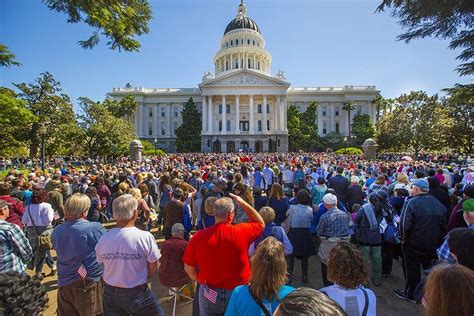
[95,227,161,288]
[320,284,376,316]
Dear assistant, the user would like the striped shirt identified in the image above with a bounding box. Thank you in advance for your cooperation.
[0,220,32,273]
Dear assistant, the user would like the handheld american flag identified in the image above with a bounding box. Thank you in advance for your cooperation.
[204,285,218,304]
[78,264,87,279]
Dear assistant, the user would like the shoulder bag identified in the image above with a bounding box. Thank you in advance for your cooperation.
[27,206,54,251]
[249,286,271,316]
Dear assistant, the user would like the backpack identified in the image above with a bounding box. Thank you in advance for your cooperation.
[383,221,400,244]
[182,203,193,232]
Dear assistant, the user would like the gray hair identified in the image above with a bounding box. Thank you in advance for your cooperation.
[112,194,138,221]
[64,193,91,220]
[213,197,234,219]
[172,223,185,236]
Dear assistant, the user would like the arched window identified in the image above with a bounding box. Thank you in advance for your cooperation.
[267,120,270,131]
[236,39,239,45]
[226,120,231,131]
[253,40,255,45]
[257,120,262,132]
[247,39,250,45]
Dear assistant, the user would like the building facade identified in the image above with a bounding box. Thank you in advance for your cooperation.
[109,2,378,153]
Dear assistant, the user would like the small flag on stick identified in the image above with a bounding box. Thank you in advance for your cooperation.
[78,264,87,279]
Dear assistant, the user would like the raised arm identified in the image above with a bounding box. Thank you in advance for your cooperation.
[229,193,264,226]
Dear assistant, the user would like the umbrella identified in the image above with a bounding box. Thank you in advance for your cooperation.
[401,155,413,161]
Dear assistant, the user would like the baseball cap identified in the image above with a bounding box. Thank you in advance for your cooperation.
[412,179,429,191]
[463,199,474,212]
[463,185,474,199]
[322,193,337,205]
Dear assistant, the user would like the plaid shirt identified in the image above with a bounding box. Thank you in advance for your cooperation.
[317,207,350,238]
[436,238,455,264]
[0,220,32,273]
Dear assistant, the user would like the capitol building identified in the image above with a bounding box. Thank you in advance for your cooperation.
[109,2,378,153]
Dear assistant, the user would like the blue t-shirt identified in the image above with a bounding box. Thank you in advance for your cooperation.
[225,285,295,316]
[52,219,106,287]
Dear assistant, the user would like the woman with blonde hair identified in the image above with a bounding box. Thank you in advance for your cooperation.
[268,183,290,226]
[423,264,474,316]
[130,188,151,231]
[225,237,295,316]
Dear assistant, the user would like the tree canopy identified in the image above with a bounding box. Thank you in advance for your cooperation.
[352,114,375,145]
[0,44,21,67]
[288,102,320,151]
[44,0,153,51]
[377,0,474,76]
[175,98,201,152]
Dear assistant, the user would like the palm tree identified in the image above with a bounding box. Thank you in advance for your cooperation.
[342,101,356,145]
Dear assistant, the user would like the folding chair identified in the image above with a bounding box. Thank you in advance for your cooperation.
[163,281,194,316]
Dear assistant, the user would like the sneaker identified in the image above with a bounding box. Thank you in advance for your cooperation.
[393,289,417,304]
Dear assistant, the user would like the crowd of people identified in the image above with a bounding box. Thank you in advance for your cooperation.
[1,152,474,316]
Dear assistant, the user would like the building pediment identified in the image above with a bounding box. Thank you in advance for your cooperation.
[199,69,290,89]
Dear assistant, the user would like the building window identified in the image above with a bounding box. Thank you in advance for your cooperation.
[253,40,255,45]
[335,106,339,116]
[161,129,165,136]
[257,104,262,114]
[231,40,233,46]
[219,104,222,114]
[323,121,327,134]
[335,122,340,133]
[247,39,250,45]
[357,105,362,115]
[248,59,251,68]
[174,108,178,117]
[257,120,262,131]
[226,104,230,114]
[266,104,270,113]
[174,122,178,131]
[257,42,260,47]
[267,120,270,131]
[226,42,228,47]
[235,60,238,68]
[161,108,166,117]
[148,122,153,136]
[226,61,229,70]
[148,107,153,117]
[257,61,260,70]
[322,106,327,116]
[226,120,231,131]
[219,120,222,131]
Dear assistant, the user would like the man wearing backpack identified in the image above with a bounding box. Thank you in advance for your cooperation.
[393,179,447,303]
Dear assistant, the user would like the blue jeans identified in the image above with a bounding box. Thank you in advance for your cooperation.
[103,283,164,316]
[198,285,233,316]
[36,250,54,274]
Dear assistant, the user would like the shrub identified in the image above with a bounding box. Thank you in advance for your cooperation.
[335,147,363,155]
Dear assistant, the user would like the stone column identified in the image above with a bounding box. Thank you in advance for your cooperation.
[221,95,226,134]
[253,54,256,70]
[138,103,144,136]
[276,95,281,132]
[235,95,240,134]
[249,95,254,133]
[168,104,172,137]
[329,102,334,133]
[134,107,139,136]
[283,96,288,132]
[202,95,207,134]
[208,96,213,133]
[263,95,268,133]
[153,105,158,136]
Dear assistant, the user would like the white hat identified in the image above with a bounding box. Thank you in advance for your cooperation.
[322,193,337,205]
[394,183,408,190]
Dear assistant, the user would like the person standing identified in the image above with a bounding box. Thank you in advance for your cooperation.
[95,194,164,315]
[52,193,106,315]
[163,188,186,240]
[316,193,351,287]
[393,179,447,302]
[183,195,264,316]
[328,167,350,205]
[0,200,32,273]
[0,182,25,228]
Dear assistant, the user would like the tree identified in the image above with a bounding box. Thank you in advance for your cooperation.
[0,88,36,155]
[443,83,474,153]
[0,44,21,67]
[13,72,79,157]
[377,0,474,76]
[104,94,138,121]
[287,102,321,151]
[44,0,153,51]
[175,98,201,152]
[77,97,135,157]
[376,91,454,156]
[287,105,304,151]
[342,101,356,144]
[372,93,394,120]
[352,114,376,145]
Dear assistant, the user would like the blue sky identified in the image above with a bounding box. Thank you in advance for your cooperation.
[1,0,470,111]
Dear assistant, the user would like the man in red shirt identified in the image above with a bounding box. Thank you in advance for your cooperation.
[0,182,24,228]
[183,193,264,316]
